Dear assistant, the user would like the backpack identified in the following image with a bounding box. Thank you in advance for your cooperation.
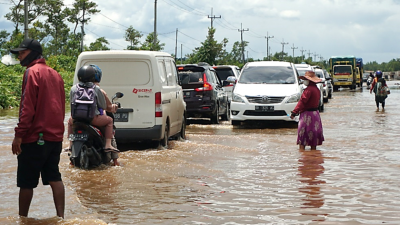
[71,83,97,122]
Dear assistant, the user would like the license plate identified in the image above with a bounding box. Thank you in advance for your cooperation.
[184,91,191,97]
[114,112,129,122]
[255,106,274,112]
[69,133,88,141]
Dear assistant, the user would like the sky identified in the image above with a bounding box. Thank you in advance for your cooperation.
[1,0,400,64]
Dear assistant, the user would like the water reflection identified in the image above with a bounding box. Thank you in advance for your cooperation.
[298,149,327,220]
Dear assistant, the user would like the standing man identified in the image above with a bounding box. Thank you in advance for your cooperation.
[10,39,65,219]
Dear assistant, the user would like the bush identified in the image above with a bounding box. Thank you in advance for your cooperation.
[0,55,75,109]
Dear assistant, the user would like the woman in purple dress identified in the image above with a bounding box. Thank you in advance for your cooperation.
[290,71,324,150]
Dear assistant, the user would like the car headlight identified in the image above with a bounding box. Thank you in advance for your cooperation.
[333,78,338,82]
[286,93,300,103]
[232,93,245,103]
[348,78,353,81]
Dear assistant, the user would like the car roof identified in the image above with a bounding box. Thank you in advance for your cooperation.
[244,61,293,67]
[294,63,312,68]
[213,65,240,69]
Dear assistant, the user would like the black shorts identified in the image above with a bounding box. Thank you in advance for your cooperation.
[17,141,62,188]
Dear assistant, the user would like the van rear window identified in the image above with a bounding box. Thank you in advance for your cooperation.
[85,60,151,85]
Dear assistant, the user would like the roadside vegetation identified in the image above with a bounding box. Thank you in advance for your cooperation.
[1,0,400,109]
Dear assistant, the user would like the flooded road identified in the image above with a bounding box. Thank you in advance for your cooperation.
[1,83,400,224]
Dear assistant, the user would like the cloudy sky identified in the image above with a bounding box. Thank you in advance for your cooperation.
[1,0,400,64]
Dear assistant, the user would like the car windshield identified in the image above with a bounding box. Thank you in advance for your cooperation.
[239,66,296,84]
[315,70,325,79]
[296,69,309,76]
[178,70,204,84]
[214,68,234,81]
[333,66,352,75]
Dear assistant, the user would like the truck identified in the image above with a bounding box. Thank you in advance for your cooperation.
[329,56,357,90]
[356,58,364,87]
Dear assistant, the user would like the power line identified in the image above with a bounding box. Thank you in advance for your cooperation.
[238,23,249,64]
[85,27,126,49]
[178,30,202,43]
[208,8,221,28]
[161,0,206,16]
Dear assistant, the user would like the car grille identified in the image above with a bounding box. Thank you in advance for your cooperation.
[243,110,287,116]
[245,96,285,104]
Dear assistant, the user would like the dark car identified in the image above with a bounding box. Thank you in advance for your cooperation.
[177,63,229,124]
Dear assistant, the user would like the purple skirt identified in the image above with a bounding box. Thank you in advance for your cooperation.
[297,111,324,146]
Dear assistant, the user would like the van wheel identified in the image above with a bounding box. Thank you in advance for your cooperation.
[211,106,219,124]
[221,104,230,121]
[160,123,169,148]
[179,116,186,140]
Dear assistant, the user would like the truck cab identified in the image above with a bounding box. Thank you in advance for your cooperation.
[330,56,357,90]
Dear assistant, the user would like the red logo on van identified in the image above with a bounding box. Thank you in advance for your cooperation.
[132,88,153,94]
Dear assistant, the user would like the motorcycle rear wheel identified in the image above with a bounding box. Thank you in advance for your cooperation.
[80,145,90,169]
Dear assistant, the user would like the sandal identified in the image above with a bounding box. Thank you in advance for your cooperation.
[63,147,72,152]
[104,148,120,153]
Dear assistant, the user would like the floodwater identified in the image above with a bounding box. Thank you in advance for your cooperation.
[1,82,400,225]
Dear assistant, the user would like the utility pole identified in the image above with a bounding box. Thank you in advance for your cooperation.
[238,23,249,64]
[313,52,318,62]
[175,28,178,62]
[307,50,312,60]
[24,0,28,39]
[300,48,306,61]
[265,32,274,60]
[181,44,183,64]
[291,44,298,63]
[208,8,221,28]
[80,2,86,52]
[280,39,289,61]
[153,0,157,51]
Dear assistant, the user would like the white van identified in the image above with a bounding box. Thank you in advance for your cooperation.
[73,50,186,147]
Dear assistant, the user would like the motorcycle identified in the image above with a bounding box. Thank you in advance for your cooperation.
[69,92,124,169]
[367,76,373,89]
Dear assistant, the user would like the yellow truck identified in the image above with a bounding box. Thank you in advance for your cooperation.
[329,56,357,90]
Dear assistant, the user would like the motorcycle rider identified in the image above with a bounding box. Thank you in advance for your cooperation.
[67,65,120,165]
[91,64,120,166]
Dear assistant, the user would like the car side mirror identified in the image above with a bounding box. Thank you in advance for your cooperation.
[226,76,237,84]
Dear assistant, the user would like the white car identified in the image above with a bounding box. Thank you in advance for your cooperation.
[230,61,302,125]
[294,64,324,112]
[314,68,329,103]
[213,65,241,103]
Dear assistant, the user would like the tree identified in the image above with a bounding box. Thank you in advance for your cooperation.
[124,26,142,50]
[5,0,47,37]
[42,0,70,55]
[86,37,110,51]
[0,30,11,56]
[141,32,165,51]
[186,27,228,65]
[65,0,100,35]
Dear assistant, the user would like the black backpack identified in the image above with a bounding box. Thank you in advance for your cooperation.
[71,83,97,122]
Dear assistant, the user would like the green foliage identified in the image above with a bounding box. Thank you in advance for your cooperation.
[0,55,74,109]
[0,63,23,109]
[125,26,142,50]
[141,32,165,51]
